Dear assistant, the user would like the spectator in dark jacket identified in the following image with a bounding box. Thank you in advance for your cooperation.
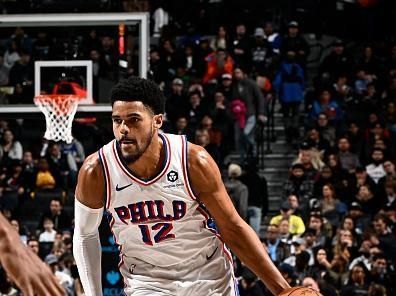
[356,45,384,80]
[381,178,396,209]
[165,78,189,125]
[20,150,36,195]
[316,113,337,147]
[314,165,338,198]
[230,23,251,70]
[175,44,203,77]
[336,137,361,174]
[39,199,72,232]
[319,39,354,82]
[0,162,24,212]
[239,267,266,296]
[250,27,275,77]
[369,253,395,295]
[184,91,207,133]
[281,21,309,69]
[217,73,233,102]
[372,214,396,262]
[306,127,331,156]
[8,50,34,103]
[354,184,379,217]
[240,158,268,234]
[283,164,314,213]
[45,143,68,189]
[169,116,194,141]
[209,90,233,155]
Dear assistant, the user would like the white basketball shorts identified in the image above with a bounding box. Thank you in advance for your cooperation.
[119,240,239,296]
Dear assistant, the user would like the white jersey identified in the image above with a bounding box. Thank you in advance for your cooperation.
[98,133,231,268]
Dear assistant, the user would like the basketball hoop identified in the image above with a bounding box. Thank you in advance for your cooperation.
[34,94,81,143]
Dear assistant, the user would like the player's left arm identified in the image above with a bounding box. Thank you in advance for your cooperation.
[188,144,290,295]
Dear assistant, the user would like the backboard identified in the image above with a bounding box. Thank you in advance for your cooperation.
[35,60,93,104]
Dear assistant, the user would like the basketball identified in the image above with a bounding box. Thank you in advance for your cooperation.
[278,286,323,296]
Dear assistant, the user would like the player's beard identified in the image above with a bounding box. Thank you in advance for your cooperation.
[121,125,154,164]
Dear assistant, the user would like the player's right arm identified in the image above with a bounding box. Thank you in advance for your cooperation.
[73,153,105,296]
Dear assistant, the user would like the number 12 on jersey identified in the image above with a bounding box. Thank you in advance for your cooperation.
[138,223,175,245]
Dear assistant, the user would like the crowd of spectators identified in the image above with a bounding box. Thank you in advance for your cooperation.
[1,1,396,295]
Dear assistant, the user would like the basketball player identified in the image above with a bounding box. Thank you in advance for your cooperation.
[73,77,291,295]
[0,213,66,296]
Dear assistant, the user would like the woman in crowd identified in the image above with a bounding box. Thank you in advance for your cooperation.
[332,229,358,266]
[308,248,331,280]
[0,129,23,167]
[209,25,230,51]
[341,263,370,296]
[319,184,347,228]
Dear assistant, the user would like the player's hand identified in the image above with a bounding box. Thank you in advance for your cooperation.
[0,231,66,296]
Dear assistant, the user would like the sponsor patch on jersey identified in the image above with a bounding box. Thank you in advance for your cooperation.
[167,170,178,182]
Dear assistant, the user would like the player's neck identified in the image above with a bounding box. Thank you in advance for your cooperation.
[127,134,164,180]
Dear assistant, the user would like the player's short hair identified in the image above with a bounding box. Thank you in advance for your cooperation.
[110,76,165,115]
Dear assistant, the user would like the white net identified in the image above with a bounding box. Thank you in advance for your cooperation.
[34,95,80,143]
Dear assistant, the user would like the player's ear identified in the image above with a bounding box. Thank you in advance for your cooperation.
[153,114,163,129]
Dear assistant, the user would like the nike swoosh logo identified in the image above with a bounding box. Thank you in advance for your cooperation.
[115,183,133,191]
[206,246,218,261]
